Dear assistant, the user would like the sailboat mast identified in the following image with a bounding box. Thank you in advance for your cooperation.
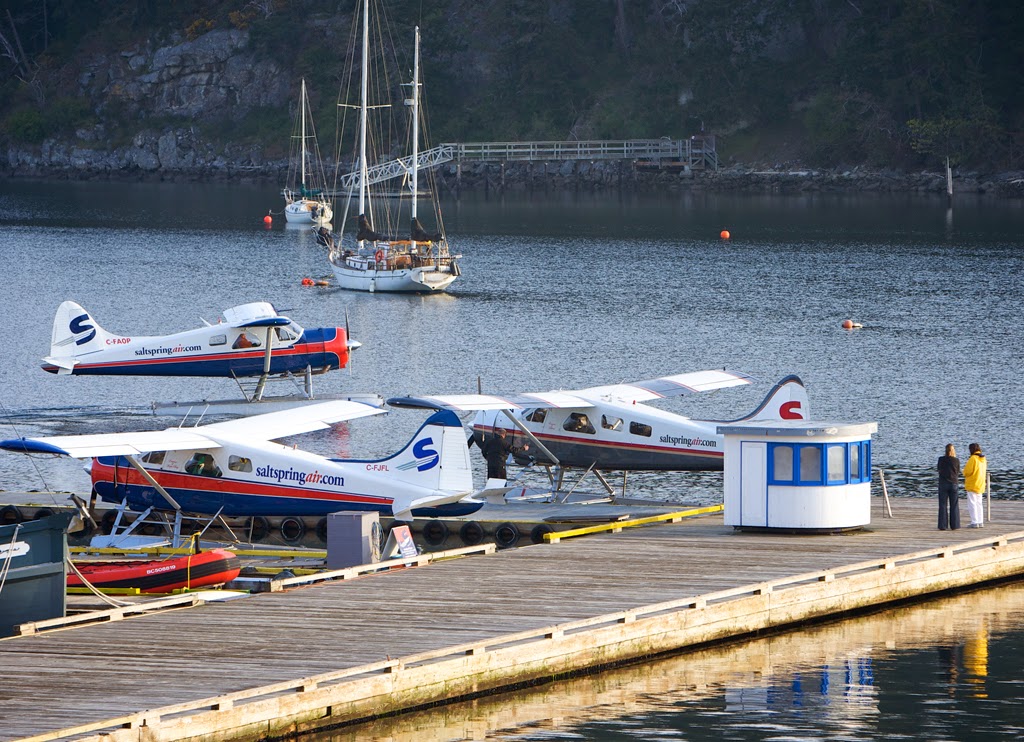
[358,0,369,219]
[410,27,420,225]
[300,79,307,190]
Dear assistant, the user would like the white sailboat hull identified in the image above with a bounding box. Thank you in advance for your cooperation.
[330,255,457,293]
[284,199,333,225]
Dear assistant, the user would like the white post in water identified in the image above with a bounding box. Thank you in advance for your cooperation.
[946,156,953,204]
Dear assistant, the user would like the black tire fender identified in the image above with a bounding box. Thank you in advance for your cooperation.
[422,519,449,546]
[494,522,520,549]
[459,520,484,546]
[280,516,306,543]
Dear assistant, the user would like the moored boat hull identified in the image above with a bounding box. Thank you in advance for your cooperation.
[68,549,241,593]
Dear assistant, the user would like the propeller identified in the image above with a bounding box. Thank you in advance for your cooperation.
[344,308,360,374]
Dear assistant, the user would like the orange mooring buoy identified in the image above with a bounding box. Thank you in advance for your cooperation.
[720,230,730,239]
[841,319,863,330]
[263,213,273,225]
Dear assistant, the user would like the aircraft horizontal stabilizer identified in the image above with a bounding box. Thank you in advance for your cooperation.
[392,490,474,522]
[42,356,78,372]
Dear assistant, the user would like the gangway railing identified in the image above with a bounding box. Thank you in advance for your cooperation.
[328,137,718,193]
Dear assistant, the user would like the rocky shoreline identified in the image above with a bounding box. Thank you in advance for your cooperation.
[4,139,1024,197]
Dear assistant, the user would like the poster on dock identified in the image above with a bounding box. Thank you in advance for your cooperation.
[382,524,419,560]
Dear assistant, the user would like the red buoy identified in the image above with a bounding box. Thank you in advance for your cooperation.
[263,213,273,225]
[841,319,863,330]
[720,230,730,239]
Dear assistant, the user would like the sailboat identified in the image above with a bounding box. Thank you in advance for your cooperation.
[283,79,334,225]
[322,7,460,293]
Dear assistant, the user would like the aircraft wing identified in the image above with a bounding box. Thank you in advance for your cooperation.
[0,401,385,458]
[579,369,755,403]
[199,399,386,441]
[388,370,755,412]
[221,302,291,328]
[387,392,595,412]
[0,428,221,459]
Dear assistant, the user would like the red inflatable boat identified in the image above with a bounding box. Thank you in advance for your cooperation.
[68,549,241,593]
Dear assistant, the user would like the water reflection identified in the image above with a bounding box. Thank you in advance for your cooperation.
[308,583,1024,741]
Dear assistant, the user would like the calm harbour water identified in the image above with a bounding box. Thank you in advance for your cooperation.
[1,179,1023,738]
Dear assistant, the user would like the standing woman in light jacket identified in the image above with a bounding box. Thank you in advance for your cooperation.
[963,442,987,528]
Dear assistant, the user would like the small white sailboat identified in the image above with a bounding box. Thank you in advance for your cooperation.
[323,6,460,293]
[283,79,333,226]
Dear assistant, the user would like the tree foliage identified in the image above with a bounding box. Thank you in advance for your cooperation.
[0,0,1021,169]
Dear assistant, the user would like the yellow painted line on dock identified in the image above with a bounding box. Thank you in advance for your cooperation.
[69,545,327,559]
[545,504,723,542]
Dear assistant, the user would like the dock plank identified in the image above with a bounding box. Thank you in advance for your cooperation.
[2,497,1023,740]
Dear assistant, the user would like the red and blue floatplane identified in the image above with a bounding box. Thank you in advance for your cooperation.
[42,301,361,407]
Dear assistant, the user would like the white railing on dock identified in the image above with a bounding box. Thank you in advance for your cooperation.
[326,137,718,194]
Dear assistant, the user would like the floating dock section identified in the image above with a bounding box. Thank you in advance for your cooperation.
[4,499,1024,741]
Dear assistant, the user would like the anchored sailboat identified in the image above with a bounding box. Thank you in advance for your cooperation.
[283,79,334,226]
[322,6,460,293]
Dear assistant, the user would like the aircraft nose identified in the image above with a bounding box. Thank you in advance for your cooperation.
[328,328,351,368]
[347,339,362,350]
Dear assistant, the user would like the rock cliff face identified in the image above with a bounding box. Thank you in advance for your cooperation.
[5,28,289,180]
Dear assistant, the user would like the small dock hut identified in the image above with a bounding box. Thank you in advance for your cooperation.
[717,420,878,532]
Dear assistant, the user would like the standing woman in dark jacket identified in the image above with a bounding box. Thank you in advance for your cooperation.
[937,443,961,530]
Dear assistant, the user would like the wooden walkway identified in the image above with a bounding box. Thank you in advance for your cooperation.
[3,497,1024,741]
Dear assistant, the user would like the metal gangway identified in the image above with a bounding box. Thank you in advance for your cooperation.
[328,137,718,193]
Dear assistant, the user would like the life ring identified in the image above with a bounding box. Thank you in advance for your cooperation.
[459,520,484,546]
[374,249,384,263]
[315,517,329,543]
[422,519,449,546]
[530,524,554,544]
[0,505,23,526]
[280,516,306,543]
[247,515,271,542]
[494,522,520,549]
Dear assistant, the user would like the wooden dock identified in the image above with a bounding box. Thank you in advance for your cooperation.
[4,497,1024,742]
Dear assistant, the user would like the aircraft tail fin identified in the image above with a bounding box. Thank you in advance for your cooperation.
[44,301,125,372]
[731,375,810,422]
[384,410,475,516]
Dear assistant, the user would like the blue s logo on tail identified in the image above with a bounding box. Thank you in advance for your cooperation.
[70,313,96,345]
[412,438,439,471]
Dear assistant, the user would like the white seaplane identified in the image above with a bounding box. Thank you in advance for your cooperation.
[42,300,372,411]
[0,400,481,545]
[388,370,810,496]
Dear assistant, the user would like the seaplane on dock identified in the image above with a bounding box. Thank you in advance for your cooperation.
[388,370,810,499]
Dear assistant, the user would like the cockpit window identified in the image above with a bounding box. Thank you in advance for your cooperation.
[601,415,623,431]
[141,451,166,465]
[629,421,653,437]
[232,331,261,349]
[185,453,223,477]
[525,409,547,423]
[563,413,596,435]
[275,327,297,342]
[228,455,253,472]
